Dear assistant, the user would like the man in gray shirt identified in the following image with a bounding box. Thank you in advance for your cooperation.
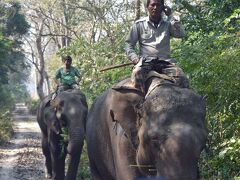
[125,0,188,94]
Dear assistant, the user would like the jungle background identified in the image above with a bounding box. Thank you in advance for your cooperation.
[0,0,239,179]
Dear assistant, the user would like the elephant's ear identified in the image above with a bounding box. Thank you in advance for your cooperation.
[109,89,143,148]
[55,100,64,119]
[44,105,61,135]
[110,108,139,149]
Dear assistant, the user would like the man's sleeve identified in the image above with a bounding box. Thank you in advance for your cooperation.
[168,15,186,38]
[125,23,139,62]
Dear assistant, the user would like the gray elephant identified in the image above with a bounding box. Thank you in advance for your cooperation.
[86,78,207,180]
[37,89,88,180]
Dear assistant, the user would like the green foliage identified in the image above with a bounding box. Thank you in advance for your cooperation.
[27,99,40,115]
[0,1,30,107]
[57,23,132,104]
[173,36,240,179]
[172,0,240,176]
[0,33,13,84]
[0,109,13,145]
[0,84,14,108]
[60,127,69,158]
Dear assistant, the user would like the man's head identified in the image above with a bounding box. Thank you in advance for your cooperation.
[62,55,72,68]
[147,0,165,23]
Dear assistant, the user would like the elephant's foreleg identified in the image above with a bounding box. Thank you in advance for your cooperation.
[41,135,52,178]
[89,161,105,180]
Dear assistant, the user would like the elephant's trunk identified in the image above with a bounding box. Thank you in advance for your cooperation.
[136,121,156,176]
[65,127,84,180]
[67,127,84,155]
[155,124,204,180]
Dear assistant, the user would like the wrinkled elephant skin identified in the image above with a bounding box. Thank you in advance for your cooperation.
[37,89,88,180]
[86,79,207,180]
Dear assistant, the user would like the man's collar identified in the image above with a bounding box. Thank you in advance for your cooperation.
[147,16,163,28]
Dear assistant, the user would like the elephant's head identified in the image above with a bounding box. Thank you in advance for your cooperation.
[135,86,207,179]
[50,90,88,154]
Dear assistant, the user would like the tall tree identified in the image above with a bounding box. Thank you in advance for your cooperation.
[0,1,30,106]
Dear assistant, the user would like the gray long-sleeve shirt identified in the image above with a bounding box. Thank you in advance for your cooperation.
[125,15,185,62]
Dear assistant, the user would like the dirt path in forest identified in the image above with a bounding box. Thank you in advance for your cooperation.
[0,114,46,180]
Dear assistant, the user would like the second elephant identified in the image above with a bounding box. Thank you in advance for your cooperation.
[37,89,88,180]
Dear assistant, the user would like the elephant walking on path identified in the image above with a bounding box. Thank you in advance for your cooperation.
[86,78,207,180]
[37,89,88,180]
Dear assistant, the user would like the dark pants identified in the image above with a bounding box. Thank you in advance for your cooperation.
[131,58,189,93]
[52,84,79,100]
[57,84,79,94]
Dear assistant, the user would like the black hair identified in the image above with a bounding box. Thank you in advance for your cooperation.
[62,55,72,62]
[146,0,164,7]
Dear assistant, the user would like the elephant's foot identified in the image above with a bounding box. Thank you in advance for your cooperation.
[45,173,52,179]
[45,167,52,179]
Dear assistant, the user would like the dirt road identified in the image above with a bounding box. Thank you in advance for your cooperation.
[0,114,45,180]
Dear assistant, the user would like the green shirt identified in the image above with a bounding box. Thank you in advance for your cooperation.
[55,66,81,86]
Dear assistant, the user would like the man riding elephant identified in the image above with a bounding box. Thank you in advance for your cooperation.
[125,0,189,94]
[86,0,207,179]
[37,55,88,180]
[52,55,81,100]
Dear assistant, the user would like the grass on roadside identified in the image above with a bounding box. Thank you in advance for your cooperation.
[0,110,13,145]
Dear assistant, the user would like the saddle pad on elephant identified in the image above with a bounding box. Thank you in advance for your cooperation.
[111,72,175,95]
[112,71,181,97]
[145,71,177,97]
[112,78,143,93]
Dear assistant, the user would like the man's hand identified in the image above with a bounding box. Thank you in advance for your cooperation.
[132,57,140,65]
[164,6,172,16]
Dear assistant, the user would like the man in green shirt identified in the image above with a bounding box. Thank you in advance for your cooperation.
[54,55,81,96]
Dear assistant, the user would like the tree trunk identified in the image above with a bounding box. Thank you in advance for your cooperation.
[44,71,51,95]
[36,22,46,100]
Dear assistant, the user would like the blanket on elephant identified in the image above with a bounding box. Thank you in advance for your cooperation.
[112,68,187,98]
